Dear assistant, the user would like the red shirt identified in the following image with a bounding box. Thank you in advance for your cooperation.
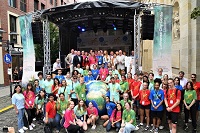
[165,88,181,113]
[127,78,134,90]
[115,79,121,84]
[193,82,200,100]
[99,68,108,81]
[46,101,56,118]
[64,109,75,128]
[110,109,122,122]
[87,107,98,116]
[139,89,150,105]
[130,81,142,100]
[51,84,61,95]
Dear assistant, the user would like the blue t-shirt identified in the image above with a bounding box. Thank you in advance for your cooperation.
[35,86,42,94]
[12,93,25,109]
[84,75,94,83]
[106,102,116,117]
[175,85,183,91]
[149,89,164,111]
[91,69,99,80]
[55,75,65,83]
[96,56,103,65]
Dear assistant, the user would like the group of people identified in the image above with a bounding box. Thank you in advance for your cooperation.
[11,49,200,133]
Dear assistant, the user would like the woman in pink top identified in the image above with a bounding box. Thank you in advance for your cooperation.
[106,103,123,132]
[99,63,108,81]
[87,102,99,130]
[64,101,83,133]
[89,51,97,69]
[23,83,36,130]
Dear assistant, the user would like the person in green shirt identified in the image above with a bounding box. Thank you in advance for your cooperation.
[75,77,87,101]
[119,102,139,133]
[42,74,54,94]
[183,81,197,132]
[119,75,129,100]
[120,93,131,110]
[55,93,68,132]
[58,80,70,100]
[83,65,90,76]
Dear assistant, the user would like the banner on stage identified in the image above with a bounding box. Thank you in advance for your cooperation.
[153,5,173,77]
[19,14,36,87]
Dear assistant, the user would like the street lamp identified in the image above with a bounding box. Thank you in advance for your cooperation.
[0,28,6,42]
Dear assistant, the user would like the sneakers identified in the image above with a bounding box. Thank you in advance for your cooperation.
[150,126,155,132]
[188,119,192,123]
[134,126,139,131]
[138,123,143,126]
[29,125,33,131]
[31,123,36,128]
[159,125,164,130]
[23,126,28,131]
[18,129,24,133]
[183,124,188,131]
[154,128,158,133]
[91,125,96,129]
[33,118,36,121]
[144,126,150,131]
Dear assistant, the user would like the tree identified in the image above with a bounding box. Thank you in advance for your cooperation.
[35,22,59,64]
[191,7,200,19]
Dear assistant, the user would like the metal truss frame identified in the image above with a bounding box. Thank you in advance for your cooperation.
[134,14,141,74]
[43,16,51,76]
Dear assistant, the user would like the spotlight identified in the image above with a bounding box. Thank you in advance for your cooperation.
[81,28,85,32]
[114,27,117,31]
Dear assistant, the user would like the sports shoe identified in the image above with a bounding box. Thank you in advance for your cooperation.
[18,129,24,133]
[159,125,164,130]
[189,119,192,123]
[29,125,33,131]
[91,125,96,129]
[144,126,150,131]
[31,123,36,128]
[138,123,143,126]
[33,118,36,121]
[134,126,139,131]
[150,126,155,132]
[23,126,28,131]
[154,128,158,133]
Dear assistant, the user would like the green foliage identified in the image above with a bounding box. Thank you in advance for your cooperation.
[191,7,200,19]
[34,22,59,64]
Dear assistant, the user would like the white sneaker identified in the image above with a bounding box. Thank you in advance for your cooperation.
[159,125,164,130]
[23,126,28,130]
[138,123,143,126]
[18,128,24,133]
[91,125,96,129]
[189,119,192,123]
[33,118,36,121]
[29,125,33,130]
[31,123,36,128]
[134,126,139,131]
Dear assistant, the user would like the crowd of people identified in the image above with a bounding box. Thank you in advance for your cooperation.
[11,49,200,133]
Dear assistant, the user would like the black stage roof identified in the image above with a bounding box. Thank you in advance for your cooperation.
[41,0,145,31]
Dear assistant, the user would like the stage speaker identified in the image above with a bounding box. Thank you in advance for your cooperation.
[141,15,155,40]
[31,22,43,44]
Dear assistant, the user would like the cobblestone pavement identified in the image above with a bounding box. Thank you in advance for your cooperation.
[0,95,199,133]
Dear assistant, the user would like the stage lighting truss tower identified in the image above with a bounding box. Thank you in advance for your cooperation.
[43,16,51,76]
[134,14,141,74]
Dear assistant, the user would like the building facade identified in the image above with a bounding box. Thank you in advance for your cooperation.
[0,0,73,86]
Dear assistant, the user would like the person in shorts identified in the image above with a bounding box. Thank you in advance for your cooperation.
[164,78,181,133]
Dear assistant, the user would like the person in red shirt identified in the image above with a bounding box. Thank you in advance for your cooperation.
[45,93,57,131]
[138,81,151,130]
[130,74,142,114]
[164,78,181,133]
[191,74,200,120]
[52,78,61,96]
[87,102,99,130]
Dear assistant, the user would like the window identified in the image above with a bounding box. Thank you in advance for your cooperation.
[50,0,53,4]
[34,0,39,11]
[20,0,27,12]
[8,0,17,8]
[9,15,17,43]
[41,3,45,10]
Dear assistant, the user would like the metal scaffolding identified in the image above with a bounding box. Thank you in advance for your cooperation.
[43,16,51,76]
[134,14,141,74]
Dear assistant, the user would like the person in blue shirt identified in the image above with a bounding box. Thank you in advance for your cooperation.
[54,69,65,83]
[149,79,164,133]
[91,64,99,80]
[96,51,103,67]
[174,77,183,91]
[84,70,94,83]
[101,96,116,127]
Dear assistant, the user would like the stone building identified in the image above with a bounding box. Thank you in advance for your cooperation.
[0,0,73,86]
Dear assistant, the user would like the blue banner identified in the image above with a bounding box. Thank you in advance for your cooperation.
[19,14,35,87]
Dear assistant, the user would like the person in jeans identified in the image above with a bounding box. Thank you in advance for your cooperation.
[70,75,79,105]
[64,101,83,133]
[183,81,197,133]
[23,83,36,131]
[106,103,123,132]
[55,93,68,133]
[119,102,139,133]
[12,85,27,133]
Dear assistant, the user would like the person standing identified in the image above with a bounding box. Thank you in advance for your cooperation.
[89,51,97,70]
[116,50,125,74]
[179,71,188,89]
[164,78,181,133]
[69,76,79,105]
[42,74,54,95]
[73,51,83,68]
[108,77,122,103]
[12,85,27,133]
[18,67,23,81]
[91,64,99,80]
[99,63,108,81]
[37,72,44,88]
[183,81,197,133]
[96,51,103,67]
[54,69,65,83]
[84,70,94,83]
[75,77,87,102]
[65,49,75,75]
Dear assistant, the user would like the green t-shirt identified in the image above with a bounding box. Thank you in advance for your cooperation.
[75,83,86,101]
[58,86,71,100]
[83,70,89,76]
[42,79,53,94]
[184,90,197,104]
[35,96,46,105]
[120,81,129,92]
[56,100,68,115]
[74,105,87,117]
[122,109,136,126]
[120,99,131,110]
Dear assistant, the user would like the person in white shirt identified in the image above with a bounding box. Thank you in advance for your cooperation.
[65,49,75,75]
[179,71,188,89]
[116,50,125,74]
[154,68,163,79]
[53,58,61,72]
